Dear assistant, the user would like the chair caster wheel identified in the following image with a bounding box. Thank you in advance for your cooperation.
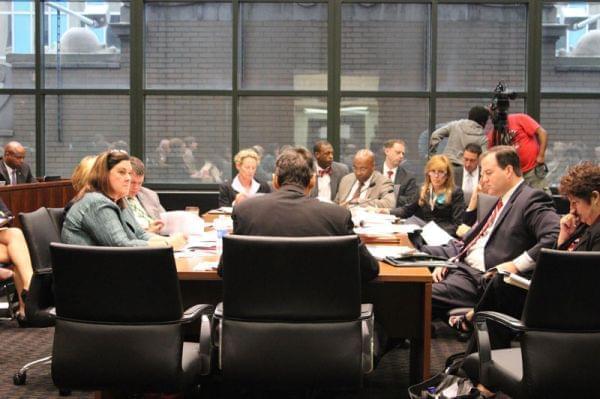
[59,389,72,396]
[13,371,26,385]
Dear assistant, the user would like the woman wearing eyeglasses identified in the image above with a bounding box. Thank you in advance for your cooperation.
[386,154,466,236]
[62,150,186,249]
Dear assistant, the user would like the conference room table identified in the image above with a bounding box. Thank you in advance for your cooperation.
[175,231,432,385]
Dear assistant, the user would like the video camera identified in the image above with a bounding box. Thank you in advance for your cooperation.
[491,81,517,146]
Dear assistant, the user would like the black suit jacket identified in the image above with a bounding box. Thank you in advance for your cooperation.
[426,182,560,271]
[557,220,600,252]
[227,184,379,282]
[218,178,271,207]
[392,188,466,236]
[392,166,418,207]
[0,158,34,184]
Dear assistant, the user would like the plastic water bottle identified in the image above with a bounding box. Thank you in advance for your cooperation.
[215,215,228,256]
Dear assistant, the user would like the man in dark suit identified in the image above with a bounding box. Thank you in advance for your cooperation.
[0,141,34,185]
[425,146,559,320]
[382,139,417,207]
[309,140,349,202]
[230,146,379,282]
[454,143,482,205]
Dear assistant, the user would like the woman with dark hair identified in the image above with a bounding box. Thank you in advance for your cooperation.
[383,155,465,236]
[62,150,186,249]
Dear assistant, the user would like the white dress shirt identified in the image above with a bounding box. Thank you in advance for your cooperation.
[462,167,479,197]
[345,174,374,204]
[383,164,396,183]
[316,164,332,201]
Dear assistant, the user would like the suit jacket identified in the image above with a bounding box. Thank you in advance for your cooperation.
[391,165,418,207]
[426,183,560,272]
[136,186,166,220]
[454,167,481,205]
[557,220,600,252]
[0,158,34,184]
[309,161,349,201]
[334,171,395,208]
[392,188,466,236]
[218,178,271,207]
[227,184,379,282]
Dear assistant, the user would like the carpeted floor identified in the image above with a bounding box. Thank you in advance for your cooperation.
[0,320,466,398]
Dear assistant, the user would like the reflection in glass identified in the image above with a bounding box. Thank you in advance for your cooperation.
[145,2,232,90]
[239,97,327,181]
[0,1,35,88]
[339,98,428,182]
[341,3,430,91]
[0,95,36,172]
[145,96,232,184]
[437,4,527,91]
[45,95,129,177]
[240,3,327,90]
[541,99,600,188]
[42,1,129,89]
[542,2,600,92]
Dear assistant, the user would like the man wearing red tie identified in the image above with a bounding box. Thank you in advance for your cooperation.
[0,141,34,185]
[382,139,417,207]
[423,146,559,321]
[309,140,349,202]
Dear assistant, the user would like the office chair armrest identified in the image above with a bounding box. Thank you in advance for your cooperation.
[199,313,212,376]
[360,303,373,319]
[474,311,526,332]
[474,311,525,387]
[181,304,215,324]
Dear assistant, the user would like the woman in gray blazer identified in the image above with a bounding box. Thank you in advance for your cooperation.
[62,150,186,249]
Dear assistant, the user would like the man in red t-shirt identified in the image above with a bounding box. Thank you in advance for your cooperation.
[487,113,550,194]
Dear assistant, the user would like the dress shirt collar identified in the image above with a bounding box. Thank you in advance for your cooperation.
[231,175,260,195]
[500,178,524,207]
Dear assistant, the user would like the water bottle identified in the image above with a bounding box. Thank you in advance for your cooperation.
[215,215,228,256]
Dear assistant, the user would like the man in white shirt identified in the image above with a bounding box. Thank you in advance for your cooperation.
[382,139,417,207]
[454,143,482,205]
[423,146,559,320]
[335,149,395,208]
[309,140,349,202]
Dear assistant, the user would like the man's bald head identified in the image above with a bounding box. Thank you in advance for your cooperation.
[353,149,375,183]
[3,141,26,169]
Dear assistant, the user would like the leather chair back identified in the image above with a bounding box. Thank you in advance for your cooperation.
[50,243,186,392]
[19,207,61,273]
[47,207,65,234]
[520,249,600,397]
[218,235,366,389]
[222,235,361,321]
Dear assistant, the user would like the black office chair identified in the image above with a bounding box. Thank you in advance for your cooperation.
[13,207,60,386]
[214,235,374,390]
[463,249,600,398]
[49,243,213,396]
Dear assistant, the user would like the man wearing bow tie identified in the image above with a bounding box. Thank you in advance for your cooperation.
[382,139,417,207]
[0,141,34,185]
[309,140,349,202]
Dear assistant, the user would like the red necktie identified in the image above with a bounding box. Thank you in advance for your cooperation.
[455,200,503,261]
[387,170,393,180]
[318,167,332,177]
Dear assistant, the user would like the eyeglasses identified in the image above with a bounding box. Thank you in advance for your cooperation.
[428,170,447,177]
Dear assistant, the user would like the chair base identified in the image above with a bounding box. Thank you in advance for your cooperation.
[13,355,52,385]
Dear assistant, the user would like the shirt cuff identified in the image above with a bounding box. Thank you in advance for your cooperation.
[511,251,536,273]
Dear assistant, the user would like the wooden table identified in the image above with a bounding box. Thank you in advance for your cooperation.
[176,241,432,385]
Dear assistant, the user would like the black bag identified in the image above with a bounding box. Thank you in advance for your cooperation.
[408,372,482,399]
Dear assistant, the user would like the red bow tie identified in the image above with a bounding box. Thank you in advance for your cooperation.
[318,167,332,177]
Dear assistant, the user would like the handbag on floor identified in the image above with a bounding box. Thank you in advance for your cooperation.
[408,372,483,399]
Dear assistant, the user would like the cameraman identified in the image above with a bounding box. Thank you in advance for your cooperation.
[487,102,550,195]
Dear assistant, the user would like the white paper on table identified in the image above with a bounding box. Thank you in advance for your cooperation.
[366,245,415,260]
[193,261,219,271]
[354,223,421,235]
[160,211,205,235]
[420,221,453,246]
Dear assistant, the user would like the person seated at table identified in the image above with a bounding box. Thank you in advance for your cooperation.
[62,150,186,249]
[0,198,35,325]
[218,148,271,207]
[126,156,165,234]
[381,155,466,236]
[71,155,98,195]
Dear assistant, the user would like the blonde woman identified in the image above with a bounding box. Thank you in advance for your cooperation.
[389,155,465,236]
[218,148,271,207]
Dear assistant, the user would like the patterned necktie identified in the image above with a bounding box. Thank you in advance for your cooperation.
[387,170,394,180]
[350,181,365,203]
[11,170,17,185]
[455,199,503,261]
